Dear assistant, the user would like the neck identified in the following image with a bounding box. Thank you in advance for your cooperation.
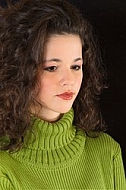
[30,106,63,122]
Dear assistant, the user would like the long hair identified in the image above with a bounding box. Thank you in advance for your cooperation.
[0,0,107,151]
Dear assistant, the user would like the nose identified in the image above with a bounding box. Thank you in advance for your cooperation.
[59,70,74,87]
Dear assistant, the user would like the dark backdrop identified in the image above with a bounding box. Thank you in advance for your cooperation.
[70,0,126,171]
[0,0,126,170]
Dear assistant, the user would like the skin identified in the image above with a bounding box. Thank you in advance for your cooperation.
[33,34,83,122]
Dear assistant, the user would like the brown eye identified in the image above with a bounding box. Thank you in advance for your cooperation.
[71,65,81,70]
[44,66,57,72]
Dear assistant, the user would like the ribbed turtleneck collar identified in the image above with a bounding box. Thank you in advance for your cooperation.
[24,108,76,150]
[11,108,85,167]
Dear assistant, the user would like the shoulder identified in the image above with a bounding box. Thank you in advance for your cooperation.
[85,132,121,157]
[86,132,119,145]
[0,150,14,168]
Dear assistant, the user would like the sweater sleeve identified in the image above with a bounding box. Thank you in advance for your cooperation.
[0,167,14,190]
[113,145,126,189]
[0,178,14,190]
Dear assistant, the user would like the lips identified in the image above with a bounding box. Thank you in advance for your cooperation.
[57,92,74,100]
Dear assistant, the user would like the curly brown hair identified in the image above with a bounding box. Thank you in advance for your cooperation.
[0,0,107,151]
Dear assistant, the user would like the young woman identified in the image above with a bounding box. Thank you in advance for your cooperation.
[0,0,125,189]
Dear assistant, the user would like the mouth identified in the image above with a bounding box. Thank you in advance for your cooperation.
[56,92,74,100]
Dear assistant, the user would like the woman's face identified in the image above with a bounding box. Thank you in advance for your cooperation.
[34,34,83,122]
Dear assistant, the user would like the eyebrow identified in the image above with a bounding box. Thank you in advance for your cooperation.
[43,58,61,63]
[43,57,83,63]
[74,58,83,62]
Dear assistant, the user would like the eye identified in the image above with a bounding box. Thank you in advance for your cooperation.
[44,66,57,72]
[71,65,81,70]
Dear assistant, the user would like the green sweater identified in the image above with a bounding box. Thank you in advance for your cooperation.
[0,109,126,189]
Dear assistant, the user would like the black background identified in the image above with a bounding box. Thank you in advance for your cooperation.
[69,0,126,171]
[0,0,126,171]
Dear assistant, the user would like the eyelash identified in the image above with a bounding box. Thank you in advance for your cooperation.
[44,66,57,72]
[44,65,81,72]
[71,65,81,70]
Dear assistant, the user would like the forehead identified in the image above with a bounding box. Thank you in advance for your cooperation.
[46,34,82,45]
[44,34,82,59]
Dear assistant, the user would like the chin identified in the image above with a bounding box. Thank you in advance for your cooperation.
[58,107,72,114]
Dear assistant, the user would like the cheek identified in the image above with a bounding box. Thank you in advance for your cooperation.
[38,77,54,95]
[77,73,83,87]
[39,81,48,94]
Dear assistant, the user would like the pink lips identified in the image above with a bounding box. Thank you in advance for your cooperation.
[57,92,74,100]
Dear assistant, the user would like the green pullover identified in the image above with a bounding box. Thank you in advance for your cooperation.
[0,109,126,189]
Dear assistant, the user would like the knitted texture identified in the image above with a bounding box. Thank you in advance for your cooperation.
[0,109,126,189]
